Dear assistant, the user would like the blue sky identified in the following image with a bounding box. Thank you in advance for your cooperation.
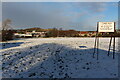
[2,2,118,31]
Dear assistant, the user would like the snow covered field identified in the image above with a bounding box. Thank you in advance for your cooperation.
[1,37,119,78]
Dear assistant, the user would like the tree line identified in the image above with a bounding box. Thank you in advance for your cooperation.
[1,19,120,41]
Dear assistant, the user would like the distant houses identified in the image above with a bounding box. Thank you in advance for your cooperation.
[14,30,46,38]
[14,33,32,38]
[14,30,97,38]
[26,31,46,37]
[14,28,120,38]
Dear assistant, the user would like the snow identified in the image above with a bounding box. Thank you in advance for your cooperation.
[1,37,119,78]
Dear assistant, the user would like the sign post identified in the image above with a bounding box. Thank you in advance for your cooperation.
[93,23,99,60]
[93,22,116,60]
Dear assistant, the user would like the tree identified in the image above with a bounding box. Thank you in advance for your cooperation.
[46,28,58,37]
[98,33,102,37]
[1,19,14,41]
[84,34,87,37]
[2,19,12,30]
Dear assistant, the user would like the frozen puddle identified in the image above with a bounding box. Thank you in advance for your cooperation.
[79,46,87,49]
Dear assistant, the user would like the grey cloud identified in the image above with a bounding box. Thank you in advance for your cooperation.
[2,0,119,2]
[2,2,116,31]
[3,3,86,29]
[74,2,107,13]
[89,2,106,13]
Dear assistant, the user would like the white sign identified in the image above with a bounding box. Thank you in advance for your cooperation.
[98,22,115,32]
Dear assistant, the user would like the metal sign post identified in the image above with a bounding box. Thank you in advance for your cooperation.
[107,34,116,59]
[93,22,116,60]
[93,23,99,60]
[108,32,116,59]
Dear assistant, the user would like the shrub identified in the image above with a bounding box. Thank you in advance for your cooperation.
[84,34,87,37]
[1,30,14,41]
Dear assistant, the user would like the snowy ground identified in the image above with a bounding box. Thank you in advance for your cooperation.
[0,37,119,78]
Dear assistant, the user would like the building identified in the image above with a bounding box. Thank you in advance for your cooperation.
[14,30,47,38]
[27,30,46,37]
[78,31,97,37]
[14,33,32,38]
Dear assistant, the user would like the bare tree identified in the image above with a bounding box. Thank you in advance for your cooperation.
[1,19,14,41]
[2,19,12,30]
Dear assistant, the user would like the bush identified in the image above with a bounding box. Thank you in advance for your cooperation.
[1,30,14,41]
[84,34,87,37]
[98,33,102,37]
[91,35,95,37]
[46,28,58,37]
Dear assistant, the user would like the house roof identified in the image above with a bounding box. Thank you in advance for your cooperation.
[80,31,89,34]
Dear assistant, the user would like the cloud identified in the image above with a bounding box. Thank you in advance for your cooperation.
[88,3,106,13]
[0,2,2,21]
[3,3,88,29]
[74,2,107,13]
[0,2,2,30]
[2,2,117,31]
[2,0,120,2]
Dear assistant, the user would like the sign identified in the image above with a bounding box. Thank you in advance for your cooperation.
[98,22,115,32]
[94,22,116,60]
